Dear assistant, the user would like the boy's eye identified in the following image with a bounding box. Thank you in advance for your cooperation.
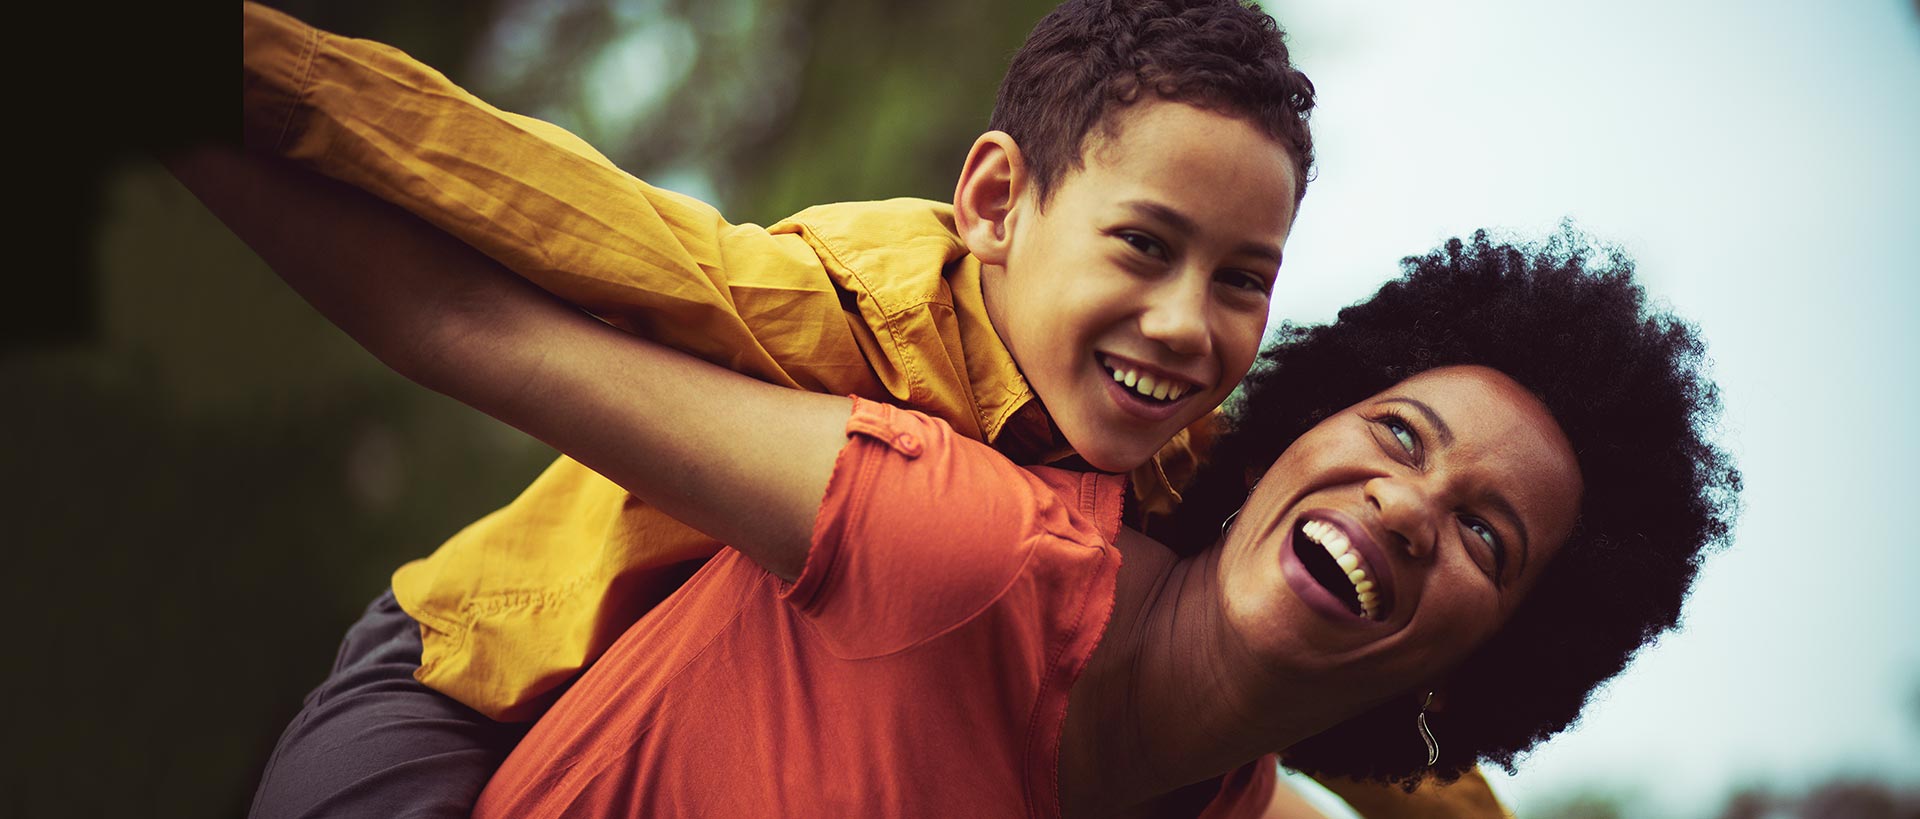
[1216,269,1270,293]
[1119,232,1167,259]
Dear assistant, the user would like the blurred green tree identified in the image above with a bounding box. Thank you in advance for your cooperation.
[8,1,1063,816]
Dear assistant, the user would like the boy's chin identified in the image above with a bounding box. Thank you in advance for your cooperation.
[1066,436,1157,475]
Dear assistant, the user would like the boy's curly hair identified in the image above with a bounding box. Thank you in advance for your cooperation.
[990,0,1316,206]
[1153,227,1742,785]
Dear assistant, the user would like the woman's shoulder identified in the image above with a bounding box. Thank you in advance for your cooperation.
[788,401,1127,656]
[1025,465,1130,549]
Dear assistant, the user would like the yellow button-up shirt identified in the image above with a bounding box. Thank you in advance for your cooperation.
[242,2,1198,720]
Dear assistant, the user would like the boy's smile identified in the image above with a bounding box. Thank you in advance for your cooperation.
[1097,351,1202,421]
[981,99,1301,472]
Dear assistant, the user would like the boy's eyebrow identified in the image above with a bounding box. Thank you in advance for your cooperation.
[1119,200,1285,267]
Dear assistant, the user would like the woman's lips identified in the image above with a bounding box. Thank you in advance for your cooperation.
[1279,508,1395,624]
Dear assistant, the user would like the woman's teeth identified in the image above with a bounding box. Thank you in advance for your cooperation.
[1303,519,1380,620]
[1104,360,1188,402]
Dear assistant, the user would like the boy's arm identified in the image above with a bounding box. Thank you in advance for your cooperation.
[167,144,842,581]
[241,2,874,395]
[239,3,997,722]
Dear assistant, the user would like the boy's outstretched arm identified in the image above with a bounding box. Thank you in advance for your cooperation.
[242,1,895,396]
[167,145,844,581]
[239,2,1027,720]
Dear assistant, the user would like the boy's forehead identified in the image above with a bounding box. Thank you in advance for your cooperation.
[1064,98,1300,240]
[1080,99,1293,181]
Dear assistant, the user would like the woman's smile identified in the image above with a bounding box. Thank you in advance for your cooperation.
[1282,509,1395,623]
[1220,365,1583,684]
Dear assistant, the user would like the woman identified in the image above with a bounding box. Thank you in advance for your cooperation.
[1172,234,1742,784]
[178,151,1735,816]
[459,234,1732,819]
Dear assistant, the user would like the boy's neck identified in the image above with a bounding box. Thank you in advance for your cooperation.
[995,399,1074,466]
[1057,533,1358,817]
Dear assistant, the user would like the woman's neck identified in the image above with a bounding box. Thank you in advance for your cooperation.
[1056,530,1354,818]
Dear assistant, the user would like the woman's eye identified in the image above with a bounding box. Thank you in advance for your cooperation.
[1382,417,1417,454]
[1464,518,1505,580]
[1468,520,1496,548]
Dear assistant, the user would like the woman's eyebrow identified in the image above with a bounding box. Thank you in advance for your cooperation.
[1378,397,1453,446]
[1381,395,1534,579]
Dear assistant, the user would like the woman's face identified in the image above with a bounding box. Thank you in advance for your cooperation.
[1218,365,1582,700]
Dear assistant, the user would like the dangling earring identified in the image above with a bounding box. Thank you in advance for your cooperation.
[1220,507,1242,536]
[1416,691,1439,766]
[1221,484,1257,536]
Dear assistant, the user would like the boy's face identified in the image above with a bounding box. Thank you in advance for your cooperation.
[985,100,1300,472]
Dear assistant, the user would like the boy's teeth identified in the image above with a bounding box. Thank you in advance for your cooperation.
[1301,518,1381,620]
[1102,357,1191,403]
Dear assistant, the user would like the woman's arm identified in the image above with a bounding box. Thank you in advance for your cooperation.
[165,145,843,580]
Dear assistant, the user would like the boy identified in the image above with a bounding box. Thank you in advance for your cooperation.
[243,0,1306,717]
[230,1,1504,816]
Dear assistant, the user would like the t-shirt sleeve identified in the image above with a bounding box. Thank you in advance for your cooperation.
[239,2,875,396]
[784,398,1085,657]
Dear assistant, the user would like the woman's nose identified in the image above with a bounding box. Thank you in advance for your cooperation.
[1365,476,1437,560]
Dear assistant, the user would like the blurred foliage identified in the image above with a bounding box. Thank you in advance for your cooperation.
[9,1,1056,816]
[1,164,558,818]
[1714,780,1920,819]
[1532,791,1633,819]
[459,0,1058,222]
[1529,780,1920,819]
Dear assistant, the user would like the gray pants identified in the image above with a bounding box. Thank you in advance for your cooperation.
[249,590,528,819]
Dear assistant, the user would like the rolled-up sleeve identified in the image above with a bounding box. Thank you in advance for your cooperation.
[240,1,872,394]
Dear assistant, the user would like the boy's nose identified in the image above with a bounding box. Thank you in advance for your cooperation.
[1139,278,1212,357]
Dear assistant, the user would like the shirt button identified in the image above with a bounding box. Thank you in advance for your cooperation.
[893,432,922,457]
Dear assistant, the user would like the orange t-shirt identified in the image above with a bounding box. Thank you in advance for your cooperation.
[473,400,1277,817]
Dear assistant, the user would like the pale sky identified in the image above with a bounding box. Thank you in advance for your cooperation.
[1264,1,1920,816]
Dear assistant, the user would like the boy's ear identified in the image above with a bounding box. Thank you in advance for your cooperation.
[952,131,1027,266]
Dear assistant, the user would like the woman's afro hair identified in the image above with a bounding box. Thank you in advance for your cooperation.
[1153,226,1741,785]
